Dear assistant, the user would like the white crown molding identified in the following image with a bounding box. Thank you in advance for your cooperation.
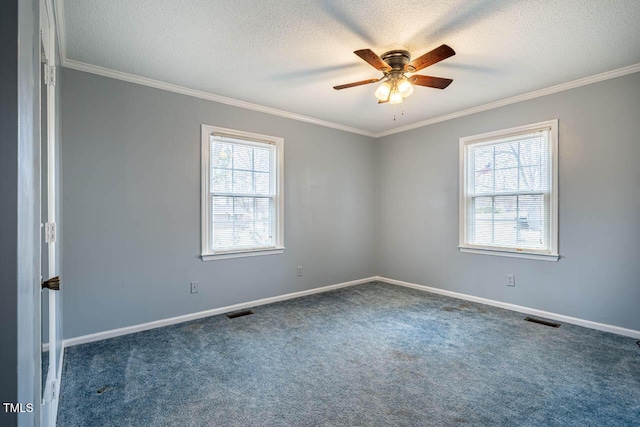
[55,0,640,138]
[376,63,640,138]
[375,276,640,339]
[62,58,377,138]
[63,57,640,139]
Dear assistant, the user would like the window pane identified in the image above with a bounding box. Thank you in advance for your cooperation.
[255,172,270,195]
[470,135,550,195]
[234,145,252,170]
[255,198,271,221]
[212,141,273,197]
[212,168,232,193]
[212,196,274,251]
[214,222,234,249]
[473,196,493,218]
[233,222,254,247]
[212,142,232,168]
[233,170,253,194]
[493,196,518,247]
[471,196,522,247]
[470,195,547,249]
[519,137,542,167]
[473,146,493,173]
[213,196,233,222]
[494,141,518,169]
[208,135,279,253]
[463,127,553,253]
[233,197,254,222]
[519,166,541,192]
[494,167,518,193]
[474,170,493,194]
[471,197,493,245]
[517,195,544,248]
[493,220,518,247]
[254,221,272,246]
[254,148,270,172]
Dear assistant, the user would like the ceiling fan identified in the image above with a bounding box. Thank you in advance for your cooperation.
[333,44,455,104]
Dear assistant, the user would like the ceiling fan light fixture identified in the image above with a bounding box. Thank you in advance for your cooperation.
[389,90,403,104]
[333,45,455,105]
[375,81,391,101]
[398,78,414,98]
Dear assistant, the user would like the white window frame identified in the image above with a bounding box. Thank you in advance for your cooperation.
[201,125,284,261]
[458,120,559,261]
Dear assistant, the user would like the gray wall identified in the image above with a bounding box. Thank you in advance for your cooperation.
[377,72,640,331]
[0,0,41,425]
[62,67,640,339]
[62,69,377,339]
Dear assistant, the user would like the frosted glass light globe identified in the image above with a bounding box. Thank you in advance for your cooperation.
[398,79,414,98]
[375,81,391,101]
[389,90,403,104]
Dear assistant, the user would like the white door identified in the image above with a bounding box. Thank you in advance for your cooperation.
[40,0,63,425]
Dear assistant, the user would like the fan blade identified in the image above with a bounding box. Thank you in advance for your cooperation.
[333,78,380,90]
[409,75,453,89]
[354,49,391,71]
[406,44,455,72]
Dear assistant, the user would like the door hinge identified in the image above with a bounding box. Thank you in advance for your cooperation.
[44,379,58,403]
[44,65,56,86]
[44,222,57,243]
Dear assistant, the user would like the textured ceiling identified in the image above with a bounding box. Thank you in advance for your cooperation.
[61,0,640,134]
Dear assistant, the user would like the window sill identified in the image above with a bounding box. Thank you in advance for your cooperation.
[458,246,559,262]
[201,247,285,261]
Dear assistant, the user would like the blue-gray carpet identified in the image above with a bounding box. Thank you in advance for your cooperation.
[57,282,640,426]
[42,350,49,397]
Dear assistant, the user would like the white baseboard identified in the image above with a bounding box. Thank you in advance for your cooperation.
[54,274,640,350]
[63,276,378,348]
[375,276,640,339]
[40,273,638,427]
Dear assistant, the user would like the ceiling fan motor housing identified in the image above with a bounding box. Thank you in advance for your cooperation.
[381,50,412,72]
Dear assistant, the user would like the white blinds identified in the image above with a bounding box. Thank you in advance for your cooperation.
[210,137,276,252]
[465,129,552,251]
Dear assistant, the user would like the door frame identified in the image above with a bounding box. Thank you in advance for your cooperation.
[40,0,62,425]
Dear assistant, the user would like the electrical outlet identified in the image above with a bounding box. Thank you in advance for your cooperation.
[190,281,199,294]
[297,266,303,277]
[506,274,515,287]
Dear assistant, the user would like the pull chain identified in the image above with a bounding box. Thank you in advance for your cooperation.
[392,104,405,122]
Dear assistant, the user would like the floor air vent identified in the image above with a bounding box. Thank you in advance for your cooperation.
[525,317,560,328]
[226,310,254,319]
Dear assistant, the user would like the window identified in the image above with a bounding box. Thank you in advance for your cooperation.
[459,120,558,261]
[201,125,284,260]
